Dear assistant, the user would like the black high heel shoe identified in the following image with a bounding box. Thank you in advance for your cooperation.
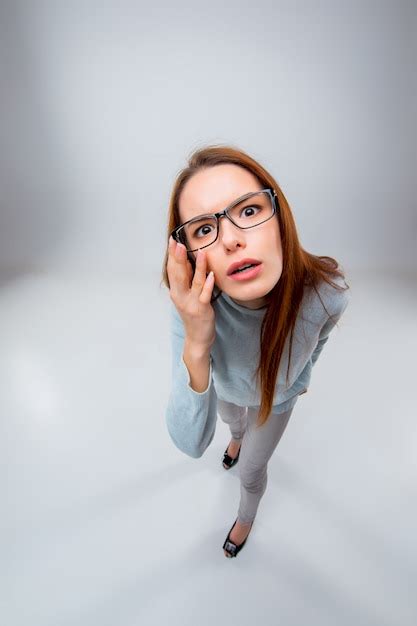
[222,444,240,470]
[222,518,254,558]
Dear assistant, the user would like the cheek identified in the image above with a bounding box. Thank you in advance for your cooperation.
[271,226,282,258]
[275,238,283,261]
[274,246,283,272]
[264,233,282,271]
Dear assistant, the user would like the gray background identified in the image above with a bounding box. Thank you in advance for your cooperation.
[1,2,416,626]
[1,0,416,276]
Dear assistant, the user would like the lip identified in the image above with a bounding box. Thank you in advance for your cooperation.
[227,258,262,276]
[228,263,263,281]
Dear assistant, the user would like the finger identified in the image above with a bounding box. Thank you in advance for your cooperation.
[175,242,194,286]
[167,236,182,287]
[166,237,179,285]
[168,240,192,293]
[167,235,185,260]
[168,235,176,255]
[198,270,215,304]
[191,248,208,294]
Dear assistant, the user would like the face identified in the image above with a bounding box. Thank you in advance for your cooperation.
[178,164,283,309]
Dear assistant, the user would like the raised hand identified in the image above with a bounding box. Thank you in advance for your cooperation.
[167,236,216,349]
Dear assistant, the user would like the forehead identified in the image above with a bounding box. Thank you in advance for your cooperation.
[178,164,262,223]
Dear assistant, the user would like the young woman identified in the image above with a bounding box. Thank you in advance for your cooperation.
[161,144,350,558]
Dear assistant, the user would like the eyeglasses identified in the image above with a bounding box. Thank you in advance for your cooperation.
[171,188,279,253]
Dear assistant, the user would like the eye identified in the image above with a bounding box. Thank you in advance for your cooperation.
[240,205,261,218]
[193,223,215,238]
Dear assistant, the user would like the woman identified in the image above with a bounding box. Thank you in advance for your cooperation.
[161,144,350,558]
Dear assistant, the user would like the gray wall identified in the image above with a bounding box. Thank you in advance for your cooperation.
[1,0,416,277]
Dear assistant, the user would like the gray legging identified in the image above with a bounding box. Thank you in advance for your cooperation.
[217,398,294,525]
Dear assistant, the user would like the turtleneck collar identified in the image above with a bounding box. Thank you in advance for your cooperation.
[219,291,268,315]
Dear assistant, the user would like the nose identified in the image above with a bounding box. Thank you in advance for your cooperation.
[218,214,246,249]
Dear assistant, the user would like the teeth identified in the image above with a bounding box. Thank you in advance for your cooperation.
[234,263,255,273]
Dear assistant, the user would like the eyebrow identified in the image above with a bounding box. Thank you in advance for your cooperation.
[187,191,260,221]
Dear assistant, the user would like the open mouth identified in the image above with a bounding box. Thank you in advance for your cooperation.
[231,262,260,275]
[228,263,263,281]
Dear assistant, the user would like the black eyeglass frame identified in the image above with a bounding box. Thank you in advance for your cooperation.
[170,188,279,253]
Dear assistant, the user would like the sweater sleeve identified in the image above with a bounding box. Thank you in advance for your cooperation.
[311,281,350,366]
[165,303,218,458]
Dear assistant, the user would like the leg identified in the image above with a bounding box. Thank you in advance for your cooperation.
[237,406,294,524]
[217,398,248,443]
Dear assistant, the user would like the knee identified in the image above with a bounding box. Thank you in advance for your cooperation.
[240,465,267,492]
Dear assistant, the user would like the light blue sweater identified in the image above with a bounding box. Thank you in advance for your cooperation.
[166,275,350,458]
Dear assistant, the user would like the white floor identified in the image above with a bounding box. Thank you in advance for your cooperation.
[2,269,416,626]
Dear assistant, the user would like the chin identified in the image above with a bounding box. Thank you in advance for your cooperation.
[232,277,273,294]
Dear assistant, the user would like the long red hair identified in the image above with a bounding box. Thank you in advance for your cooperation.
[160,144,349,427]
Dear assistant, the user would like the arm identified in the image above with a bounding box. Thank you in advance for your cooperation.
[311,335,330,366]
[183,339,211,393]
[165,303,218,458]
[311,284,350,366]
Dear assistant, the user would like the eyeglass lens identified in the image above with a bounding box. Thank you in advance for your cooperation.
[178,191,274,252]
